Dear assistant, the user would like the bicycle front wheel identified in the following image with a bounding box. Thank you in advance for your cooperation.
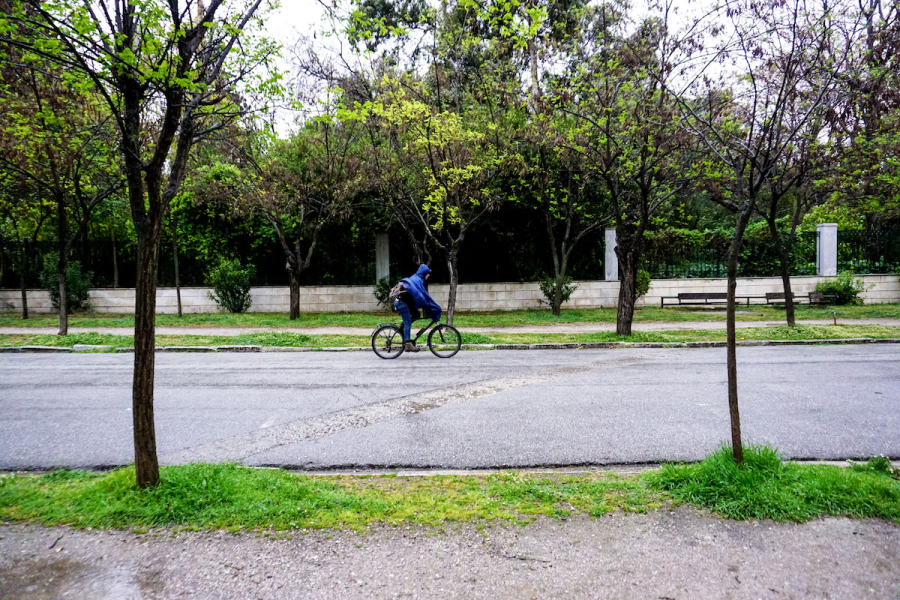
[372,325,404,359]
[428,324,462,358]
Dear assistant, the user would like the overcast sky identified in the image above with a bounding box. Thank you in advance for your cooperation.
[265,1,327,49]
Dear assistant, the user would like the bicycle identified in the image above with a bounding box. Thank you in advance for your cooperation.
[371,318,462,359]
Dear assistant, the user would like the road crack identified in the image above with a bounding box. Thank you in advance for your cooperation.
[161,356,640,464]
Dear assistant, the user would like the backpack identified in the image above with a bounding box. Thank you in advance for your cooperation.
[388,281,405,311]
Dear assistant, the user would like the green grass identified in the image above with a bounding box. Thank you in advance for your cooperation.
[0,464,659,531]
[2,303,898,329]
[650,446,900,522]
[1,325,898,349]
[1,448,897,532]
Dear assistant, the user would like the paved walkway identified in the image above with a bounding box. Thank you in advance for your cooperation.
[2,510,898,599]
[1,318,898,337]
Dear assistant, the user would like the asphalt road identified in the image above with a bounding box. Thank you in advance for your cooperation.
[1,345,898,470]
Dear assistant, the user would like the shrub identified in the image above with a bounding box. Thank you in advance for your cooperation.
[206,258,254,313]
[373,276,394,310]
[39,253,93,313]
[635,269,651,298]
[539,275,578,310]
[815,270,867,305]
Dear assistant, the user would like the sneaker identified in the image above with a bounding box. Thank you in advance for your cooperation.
[403,342,421,353]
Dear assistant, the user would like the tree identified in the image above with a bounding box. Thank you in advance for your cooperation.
[672,0,853,462]
[564,3,688,333]
[2,0,279,487]
[325,0,517,324]
[367,78,511,324]
[0,175,50,319]
[754,117,827,327]
[0,34,121,331]
[195,116,362,320]
[821,0,900,225]
[483,0,609,316]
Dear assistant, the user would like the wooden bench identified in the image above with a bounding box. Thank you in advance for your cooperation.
[660,293,752,307]
[808,291,836,305]
[766,292,794,304]
[766,292,837,305]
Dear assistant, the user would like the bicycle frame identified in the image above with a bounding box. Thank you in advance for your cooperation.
[374,318,439,344]
[409,319,439,344]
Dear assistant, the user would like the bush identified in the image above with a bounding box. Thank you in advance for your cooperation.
[635,269,651,298]
[373,276,394,310]
[206,258,254,313]
[539,276,578,309]
[815,271,867,305]
[39,253,92,313]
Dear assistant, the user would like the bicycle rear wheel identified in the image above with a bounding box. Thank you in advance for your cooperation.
[372,325,404,359]
[428,324,462,358]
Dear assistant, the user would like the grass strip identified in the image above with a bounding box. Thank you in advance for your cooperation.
[648,446,900,522]
[0,465,660,532]
[1,325,899,349]
[1,304,898,329]
[1,448,897,532]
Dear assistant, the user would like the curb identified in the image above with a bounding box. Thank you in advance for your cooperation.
[1,338,898,354]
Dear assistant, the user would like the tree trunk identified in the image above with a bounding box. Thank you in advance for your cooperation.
[111,230,119,289]
[552,276,563,316]
[446,252,459,326]
[289,270,301,320]
[19,243,29,320]
[172,226,182,318]
[81,230,91,275]
[724,206,754,466]
[772,229,796,327]
[766,218,797,326]
[615,242,638,336]
[56,200,68,336]
[132,224,161,488]
[777,243,796,326]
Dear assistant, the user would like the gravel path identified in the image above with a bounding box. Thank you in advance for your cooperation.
[1,508,898,599]
[1,317,898,336]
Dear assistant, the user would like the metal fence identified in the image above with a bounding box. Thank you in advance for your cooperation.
[837,229,900,274]
[2,228,896,292]
[0,237,377,291]
[641,231,819,279]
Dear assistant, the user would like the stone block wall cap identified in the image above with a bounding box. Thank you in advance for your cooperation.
[215,345,262,352]
[73,344,113,351]
[20,345,71,352]
[156,346,217,352]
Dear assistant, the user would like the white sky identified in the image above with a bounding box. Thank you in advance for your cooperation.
[264,1,328,49]
[255,1,336,133]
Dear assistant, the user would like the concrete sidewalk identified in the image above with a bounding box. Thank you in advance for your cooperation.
[1,317,898,337]
[1,509,898,599]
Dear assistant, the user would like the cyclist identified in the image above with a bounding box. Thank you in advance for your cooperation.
[393,264,442,353]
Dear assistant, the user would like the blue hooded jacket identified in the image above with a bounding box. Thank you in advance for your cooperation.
[401,265,442,322]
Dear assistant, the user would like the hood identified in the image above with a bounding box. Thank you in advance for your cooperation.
[415,264,432,278]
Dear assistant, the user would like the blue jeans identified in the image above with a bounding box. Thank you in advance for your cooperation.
[394,300,413,342]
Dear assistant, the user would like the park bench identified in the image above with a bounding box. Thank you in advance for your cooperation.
[765,292,794,304]
[807,291,836,305]
[660,292,752,307]
[766,291,837,305]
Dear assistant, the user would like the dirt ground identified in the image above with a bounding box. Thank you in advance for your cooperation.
[1,507,898,599]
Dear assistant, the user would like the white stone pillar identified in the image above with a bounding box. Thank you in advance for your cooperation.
[605,228,619,281]
[816,223,838,276]
[375,233,390,282]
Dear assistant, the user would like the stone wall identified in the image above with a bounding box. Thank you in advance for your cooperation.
[1,274,896,314]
